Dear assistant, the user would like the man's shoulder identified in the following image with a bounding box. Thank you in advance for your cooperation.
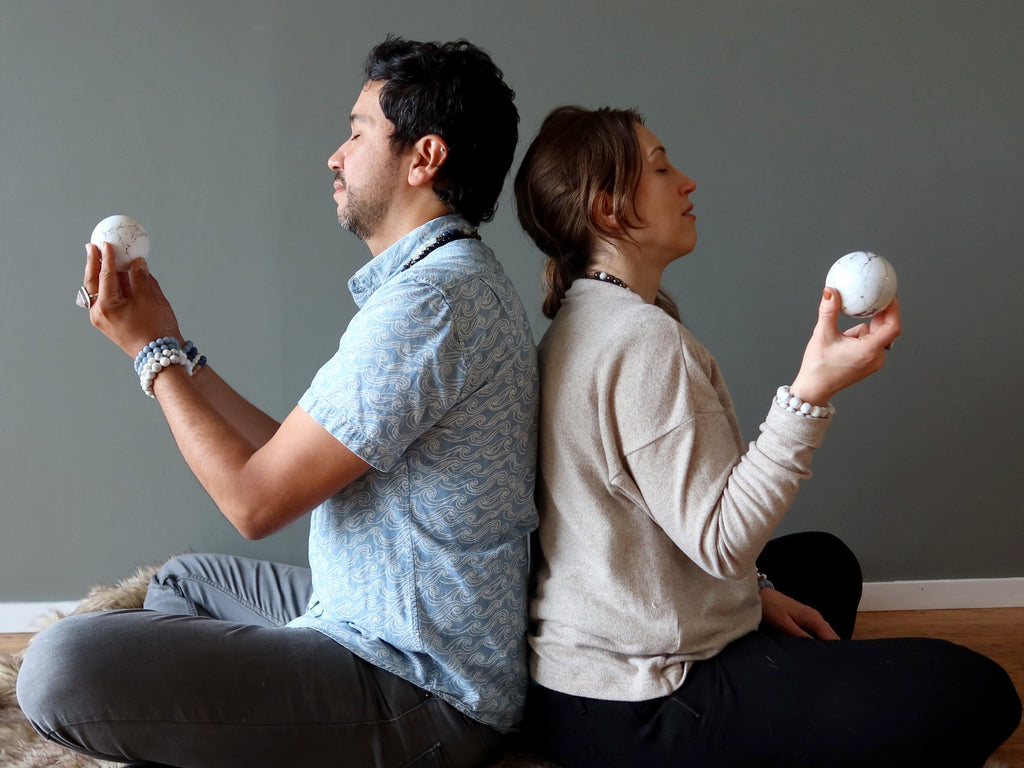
[385,241,524,316]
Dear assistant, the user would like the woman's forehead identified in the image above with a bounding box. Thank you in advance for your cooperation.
[634,123,666,159]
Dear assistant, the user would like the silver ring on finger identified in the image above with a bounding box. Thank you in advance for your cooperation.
[75,286,98,309]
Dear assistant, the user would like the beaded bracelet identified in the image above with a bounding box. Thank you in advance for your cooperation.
[757,572,775,591]
[182,340,207,372]
[775,385,835,419]
[134,337,206,397]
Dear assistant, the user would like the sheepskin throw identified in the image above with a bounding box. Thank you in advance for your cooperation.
[1,565,156,768]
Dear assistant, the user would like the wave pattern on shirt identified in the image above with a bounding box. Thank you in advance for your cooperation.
[290,217,538,730]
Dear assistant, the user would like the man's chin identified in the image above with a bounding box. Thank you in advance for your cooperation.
[338,217,368,243]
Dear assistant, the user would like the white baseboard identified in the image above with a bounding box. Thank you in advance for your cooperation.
[0,601,79,633]
[860,578,1024,612]
[1,579,1021,631]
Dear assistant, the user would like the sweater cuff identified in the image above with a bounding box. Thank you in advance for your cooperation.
[766,398,831,449]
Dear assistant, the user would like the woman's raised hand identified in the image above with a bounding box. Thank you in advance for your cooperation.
[788,288,901,406]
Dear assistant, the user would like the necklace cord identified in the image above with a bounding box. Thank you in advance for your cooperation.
[401,228,480,272]
[583,270,632,292]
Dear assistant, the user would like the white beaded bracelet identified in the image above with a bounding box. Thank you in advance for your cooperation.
[776,385,835,419]
[134,337,198,398]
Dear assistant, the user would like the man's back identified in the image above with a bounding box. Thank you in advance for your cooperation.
[292,214,538,729]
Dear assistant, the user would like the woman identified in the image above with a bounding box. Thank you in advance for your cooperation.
[514,106,1020,768]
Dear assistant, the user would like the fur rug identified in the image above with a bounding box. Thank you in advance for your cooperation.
[1,567,1008,768]
[0,563,559,768]
[0,565,156,768]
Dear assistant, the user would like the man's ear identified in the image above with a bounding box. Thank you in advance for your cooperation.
[591,191,619,231]
[407,134,448,188]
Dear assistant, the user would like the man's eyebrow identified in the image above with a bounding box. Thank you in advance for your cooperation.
[349,113,371,127]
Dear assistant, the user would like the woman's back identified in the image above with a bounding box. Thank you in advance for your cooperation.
[532,278,769,701]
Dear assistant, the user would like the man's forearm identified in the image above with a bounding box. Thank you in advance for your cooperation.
[148,365,369,540]
[150,365,271,536]
[190,366,281,449]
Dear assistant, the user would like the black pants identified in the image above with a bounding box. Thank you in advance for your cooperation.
[524,532,1021,768]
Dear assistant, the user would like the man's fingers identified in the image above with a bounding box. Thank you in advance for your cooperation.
[84,243,101,291]
[97,242,123,300]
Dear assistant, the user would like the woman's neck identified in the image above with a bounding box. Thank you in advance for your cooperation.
[588,242,664,304]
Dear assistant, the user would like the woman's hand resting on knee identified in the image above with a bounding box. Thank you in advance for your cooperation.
[760,588,840,640]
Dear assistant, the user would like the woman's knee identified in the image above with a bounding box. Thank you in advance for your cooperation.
[962,642,1022,741]
[916,637,1022,750]
[785,530,862,579]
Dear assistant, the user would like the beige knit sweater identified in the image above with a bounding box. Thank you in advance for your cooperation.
[529,279,831,701]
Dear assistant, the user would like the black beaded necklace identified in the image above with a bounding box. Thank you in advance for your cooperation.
[401,228,481,272]
[584,270,633,292]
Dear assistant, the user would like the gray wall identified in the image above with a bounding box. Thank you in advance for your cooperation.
[2,1,1021,600]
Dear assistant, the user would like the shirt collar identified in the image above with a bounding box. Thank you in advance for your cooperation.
[348,214,474,307]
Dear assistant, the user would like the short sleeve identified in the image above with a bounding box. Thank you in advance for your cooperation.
[299,279,467,472]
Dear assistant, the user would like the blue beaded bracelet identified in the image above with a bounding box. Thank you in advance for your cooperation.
[182,340,207,371]
[134,337,180,375]
[134,337,206,398]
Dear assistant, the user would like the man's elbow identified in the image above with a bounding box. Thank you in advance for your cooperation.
[236,519,274,540]
[227,503,286,541]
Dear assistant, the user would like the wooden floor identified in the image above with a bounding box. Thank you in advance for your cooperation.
[3,608,1022,764]
[0,632,30,654]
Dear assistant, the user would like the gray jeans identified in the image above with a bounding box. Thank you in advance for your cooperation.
[17,553,505,768]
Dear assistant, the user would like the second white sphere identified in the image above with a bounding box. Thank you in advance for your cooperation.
[825,251,897,317]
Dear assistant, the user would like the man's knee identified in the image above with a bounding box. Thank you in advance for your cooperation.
[151,552,219,584]
[16,613,111,733]
[144,552,220,614]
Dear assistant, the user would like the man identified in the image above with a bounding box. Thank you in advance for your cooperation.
[19,38,537,768]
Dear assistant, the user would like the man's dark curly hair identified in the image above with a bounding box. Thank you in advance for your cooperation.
[364,37,518,227]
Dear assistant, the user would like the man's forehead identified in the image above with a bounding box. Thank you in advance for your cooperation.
[350,80,385,122]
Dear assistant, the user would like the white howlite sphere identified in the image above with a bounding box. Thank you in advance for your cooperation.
[825,251,898,317]
[90,215,150,270]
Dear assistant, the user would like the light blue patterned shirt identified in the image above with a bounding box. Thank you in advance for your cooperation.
[289,215,538,730]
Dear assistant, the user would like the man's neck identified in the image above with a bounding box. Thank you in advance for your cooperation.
[365,199,454,257]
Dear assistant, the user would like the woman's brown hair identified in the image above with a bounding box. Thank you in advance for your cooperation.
[514,106,680,321]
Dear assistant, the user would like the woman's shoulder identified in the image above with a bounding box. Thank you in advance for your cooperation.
[543,286,713,374]
[562,281,688,334]
[594,293,706,357]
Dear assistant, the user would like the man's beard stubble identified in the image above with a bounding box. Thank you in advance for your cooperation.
[335,167,395,243]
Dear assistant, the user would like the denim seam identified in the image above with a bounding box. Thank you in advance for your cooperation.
[174,575,286,626]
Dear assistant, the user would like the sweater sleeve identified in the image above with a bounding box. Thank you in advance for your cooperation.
[608,318,830,580]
